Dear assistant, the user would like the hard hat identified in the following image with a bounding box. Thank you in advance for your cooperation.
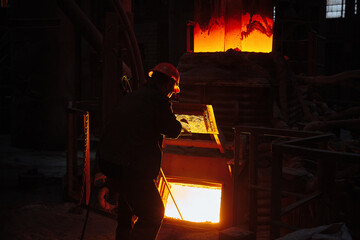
[148,63,180,93]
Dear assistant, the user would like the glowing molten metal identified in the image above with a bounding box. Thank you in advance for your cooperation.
[164,182,222,223]
[194,0,273,53]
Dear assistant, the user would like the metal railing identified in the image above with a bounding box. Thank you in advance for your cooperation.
[270,133,360,239]
[233,127,318,231]
[232,126,360,239]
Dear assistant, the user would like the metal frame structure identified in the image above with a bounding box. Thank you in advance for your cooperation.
[232,126,360,239]
[163,103,225,153]
[67,107,91,206]
[270,133,360,239]
[233,126,318,232]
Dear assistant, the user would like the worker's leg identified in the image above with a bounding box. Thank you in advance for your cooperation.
[126,179,164,240]
[115,194,134,240]
[106,177,134,240]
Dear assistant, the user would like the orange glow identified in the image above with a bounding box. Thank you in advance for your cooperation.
[194,17,225,52]
[194,13,273,53]
[164,182,222,223]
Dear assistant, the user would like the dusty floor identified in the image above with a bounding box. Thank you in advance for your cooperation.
[0,203,219,240]
[0,135,219,240]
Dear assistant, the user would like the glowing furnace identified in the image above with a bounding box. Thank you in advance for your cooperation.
[193,0,273,53]
[160,103,232,227]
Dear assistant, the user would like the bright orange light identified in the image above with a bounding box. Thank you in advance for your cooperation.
[194,13,273,53]
[164,182,222,223]
[194,17,225,52]
[237,13,273,53]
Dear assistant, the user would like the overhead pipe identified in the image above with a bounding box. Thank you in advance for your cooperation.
[110,0,146,88]
[58,0,145,89]
[57,0,103,53]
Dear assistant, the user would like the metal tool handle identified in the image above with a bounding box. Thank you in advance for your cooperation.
[160,168,184,220]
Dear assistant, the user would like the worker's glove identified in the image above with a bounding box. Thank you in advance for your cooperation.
[180,119,191,135]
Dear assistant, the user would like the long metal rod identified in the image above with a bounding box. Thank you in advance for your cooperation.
[160,168,184,220]
[111,0,146,87]
[58,0,103,53]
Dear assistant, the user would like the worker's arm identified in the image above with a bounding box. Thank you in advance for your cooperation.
[158,99,182,139]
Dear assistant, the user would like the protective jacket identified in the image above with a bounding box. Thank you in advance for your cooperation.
[97,84,182,180]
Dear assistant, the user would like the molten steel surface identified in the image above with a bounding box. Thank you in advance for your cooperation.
[175,114,208,134]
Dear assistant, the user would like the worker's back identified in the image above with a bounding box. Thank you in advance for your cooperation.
[97,84,182,180]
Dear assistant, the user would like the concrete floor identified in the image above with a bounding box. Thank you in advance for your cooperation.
[0,135,219,240]
[1,203,219,240]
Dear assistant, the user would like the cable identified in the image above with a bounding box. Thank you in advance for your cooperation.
[80,187,93,240]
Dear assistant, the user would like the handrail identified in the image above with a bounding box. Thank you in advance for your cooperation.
[232,126,360,239]
[233,126,321,234]
[270,130,360,239]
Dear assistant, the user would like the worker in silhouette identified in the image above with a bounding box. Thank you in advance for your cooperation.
[97,63,182,240]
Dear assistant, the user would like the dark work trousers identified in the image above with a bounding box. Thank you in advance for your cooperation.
[108,176,165,240]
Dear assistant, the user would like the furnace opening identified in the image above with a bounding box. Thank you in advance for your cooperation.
[158,178,222,224]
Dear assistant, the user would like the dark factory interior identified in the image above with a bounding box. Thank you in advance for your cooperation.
[0,0,359,239]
